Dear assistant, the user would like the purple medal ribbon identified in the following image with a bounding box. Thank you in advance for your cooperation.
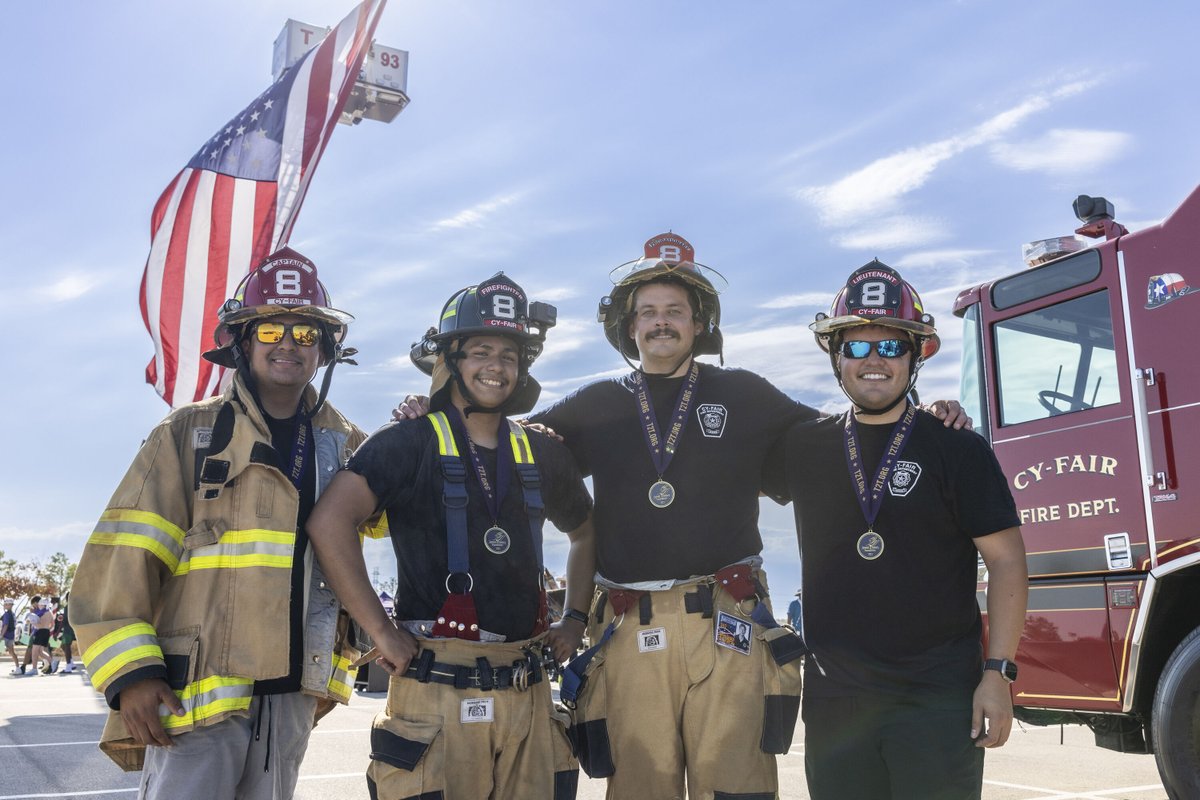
[843,402,918,535]
[633,361,700,477]
[285,403,311,491]
[446,406,512,526]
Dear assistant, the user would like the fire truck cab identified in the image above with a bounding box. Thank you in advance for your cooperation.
[956,186,1200,799]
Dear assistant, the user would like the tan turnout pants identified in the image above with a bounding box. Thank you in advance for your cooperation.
[366,636,578,800]
[572,569,802,800]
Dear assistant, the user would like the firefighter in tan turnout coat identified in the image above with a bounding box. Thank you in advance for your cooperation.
[72,248,382,800]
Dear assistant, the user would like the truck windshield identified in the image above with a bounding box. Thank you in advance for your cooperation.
[959,303,989,442]
[993,290,1119,426]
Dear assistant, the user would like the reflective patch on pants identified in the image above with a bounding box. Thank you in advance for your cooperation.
[758,626,804,754]
[366,712,444,799]
[713,792,777,799]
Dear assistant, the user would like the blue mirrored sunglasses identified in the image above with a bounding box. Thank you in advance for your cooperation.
[839,339,912,359]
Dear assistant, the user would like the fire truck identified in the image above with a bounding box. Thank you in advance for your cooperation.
[957,186,1200,799]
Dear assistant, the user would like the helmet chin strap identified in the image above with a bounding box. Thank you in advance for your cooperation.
[828,336,924,417]
[446,339,523,418]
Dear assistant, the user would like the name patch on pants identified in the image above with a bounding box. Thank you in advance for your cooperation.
[715,611,752,656]
[638,627,667,653]
[461,697,494,723]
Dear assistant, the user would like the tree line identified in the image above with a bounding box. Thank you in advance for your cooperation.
[0,550,76,598]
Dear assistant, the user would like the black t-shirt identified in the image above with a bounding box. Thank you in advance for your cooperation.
[768,410,1020,701]
[347,417,592,641]
[254,414,315,696]
[532,364,818,583]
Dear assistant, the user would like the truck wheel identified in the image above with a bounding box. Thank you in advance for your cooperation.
[1153,625,1200,799]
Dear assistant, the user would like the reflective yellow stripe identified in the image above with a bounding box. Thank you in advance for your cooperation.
[87,532,181,572]
[173,528,295,575]
[83,623,163,686]
[101,509,186,543]
[429,412,459,456]
[90,510,186,571]
[326,653,357,703]
[161,675,254,729]
[508,423,535,464]
[176,553,292,575]
[218,529,295,545]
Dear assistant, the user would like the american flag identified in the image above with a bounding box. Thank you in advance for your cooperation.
[140,0,386,408]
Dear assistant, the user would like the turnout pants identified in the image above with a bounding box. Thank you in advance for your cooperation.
[139,692,317,800]
[366,636,578,800]
[572,569,801,800]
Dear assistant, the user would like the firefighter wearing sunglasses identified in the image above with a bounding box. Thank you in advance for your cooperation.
[71,247,384,799]
[763,260,1028,800]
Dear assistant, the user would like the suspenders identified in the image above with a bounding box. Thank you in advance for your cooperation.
[428,412,547,639]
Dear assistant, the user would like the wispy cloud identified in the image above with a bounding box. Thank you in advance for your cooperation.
[431,192,524,231]
[36,272,105,303]
[759,292,830,310]
[893,249,997,270]
[833,216,949,250]
[798,80,1096,246]
[990,129,1131,174]
[530,286,579,302]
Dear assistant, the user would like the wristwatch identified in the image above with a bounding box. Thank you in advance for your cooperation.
[562,608,590,626]
[983,658,1019,683]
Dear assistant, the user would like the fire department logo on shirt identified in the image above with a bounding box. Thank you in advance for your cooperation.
[697,404,728,438]
[887,460,922,497]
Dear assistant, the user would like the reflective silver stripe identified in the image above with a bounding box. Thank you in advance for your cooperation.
[162,676,254,729]
[91,517,185,571]
[84,626,162,686]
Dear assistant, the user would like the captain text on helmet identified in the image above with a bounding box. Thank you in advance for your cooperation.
[307,273,597,799]
[70,247,381,799]
[765,260,1027,800]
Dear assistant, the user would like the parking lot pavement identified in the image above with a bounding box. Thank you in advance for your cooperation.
[1,668,1171,799]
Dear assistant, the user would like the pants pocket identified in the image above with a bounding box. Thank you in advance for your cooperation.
[365,711,444,799]
[758,625,804,754]
[550,706,580,799]
[567,652,615,779]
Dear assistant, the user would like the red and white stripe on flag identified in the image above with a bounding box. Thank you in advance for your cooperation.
[140,0,385,408]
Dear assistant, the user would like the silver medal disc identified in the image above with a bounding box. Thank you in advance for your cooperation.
[484,526,511,555]
[856,530,885,560]
[648,480,676,508]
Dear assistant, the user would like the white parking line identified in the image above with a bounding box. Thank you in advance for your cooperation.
[983,778,1166,799]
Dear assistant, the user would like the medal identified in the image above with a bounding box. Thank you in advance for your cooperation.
[648,480,676,508]
[634,362,700,509]
[843,403,917,560]
[483,526,511,554]
[447,409,515,554]
[856,529,885,560]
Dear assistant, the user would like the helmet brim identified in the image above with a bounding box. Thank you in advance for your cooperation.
[811,316,940,359]
[608,258,727,294]
[220,303,353,330]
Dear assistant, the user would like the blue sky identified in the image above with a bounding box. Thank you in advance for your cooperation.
[3,1,1199,602]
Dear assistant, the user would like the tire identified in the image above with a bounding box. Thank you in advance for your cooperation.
[1153,625,1200,799]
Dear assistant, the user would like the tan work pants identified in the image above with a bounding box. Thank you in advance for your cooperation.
[366,636,577,800]
[574,570,801,800]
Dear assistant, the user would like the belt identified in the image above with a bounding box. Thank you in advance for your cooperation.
[400,648,543,691]
[600,564,766,623]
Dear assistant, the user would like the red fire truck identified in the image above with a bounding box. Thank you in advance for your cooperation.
[956,186,1200,799]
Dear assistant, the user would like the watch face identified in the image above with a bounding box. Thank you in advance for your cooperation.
[986,658,1018,682]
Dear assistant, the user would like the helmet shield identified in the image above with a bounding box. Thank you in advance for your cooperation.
[810,260,940,360]
[600,232,725,359]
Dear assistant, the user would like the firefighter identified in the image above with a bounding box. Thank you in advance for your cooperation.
[768,261,1028,800]
[71,247,378,799]
[394,234,972,799]
[306,272,595,800]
